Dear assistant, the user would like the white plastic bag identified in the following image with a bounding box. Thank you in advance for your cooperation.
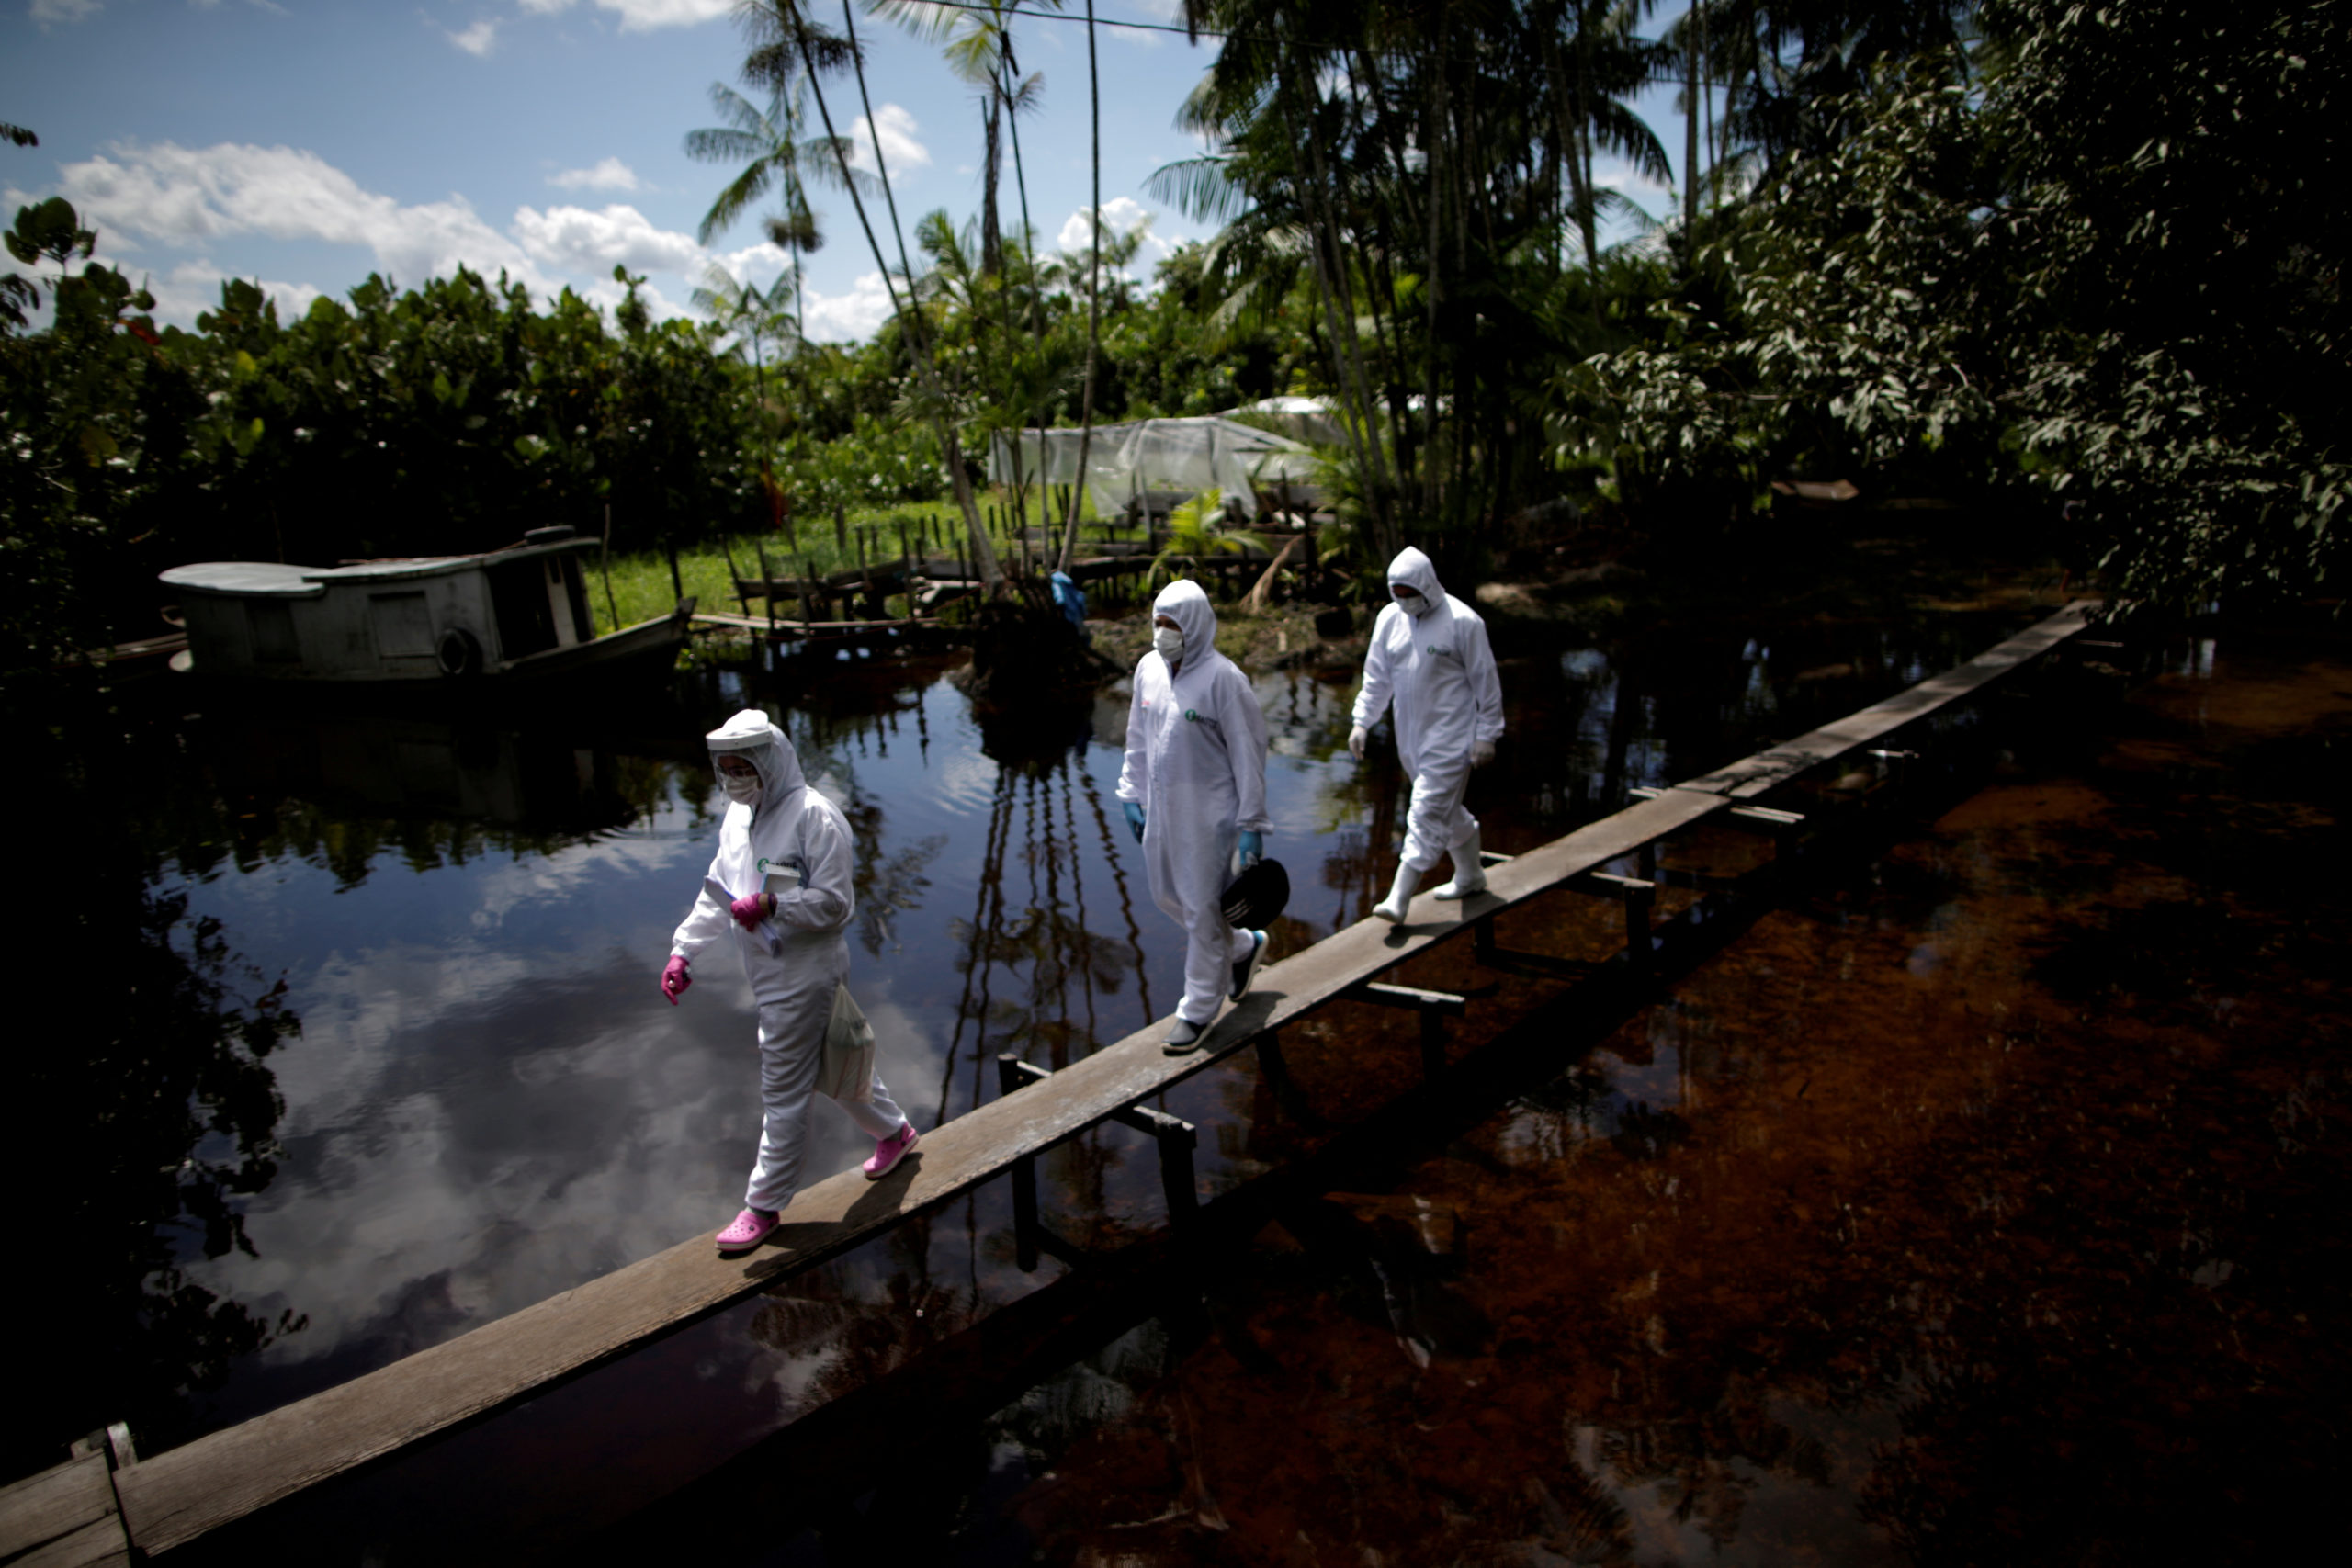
[818,983,876,1103]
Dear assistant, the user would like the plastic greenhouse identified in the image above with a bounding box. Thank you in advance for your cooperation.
[987,417,1321,521]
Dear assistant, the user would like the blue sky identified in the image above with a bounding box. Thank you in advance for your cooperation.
[3,1,1689,339]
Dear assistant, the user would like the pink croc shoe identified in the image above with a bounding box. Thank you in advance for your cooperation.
[715,1207,778,1252]
[864,1122,920,1179]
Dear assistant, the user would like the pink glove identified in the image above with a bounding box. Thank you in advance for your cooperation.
[729,894,771,932]
[661,955,691,1006]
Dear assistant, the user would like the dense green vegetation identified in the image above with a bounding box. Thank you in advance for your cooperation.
[4,0,2341,705]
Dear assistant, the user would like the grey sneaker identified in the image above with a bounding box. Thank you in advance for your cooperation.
[1163,1017,1205,1054]
[1228,930,1268,1001]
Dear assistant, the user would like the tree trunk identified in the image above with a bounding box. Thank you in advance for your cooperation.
[980,96,1003,276]
[1423,58,1447,519]
[1001,54,1042,338]
[812,2,1002,589]
[1700,3,1714,207]
[1576,6,1603,309]
[1544,13,1603,329]
[1683,15,1701,251]
[1286,57,1397,556]
[1057,1,1103,573]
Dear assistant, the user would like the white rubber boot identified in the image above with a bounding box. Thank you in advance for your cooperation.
[1434,828,1487,900]
[1372,861,1420,924]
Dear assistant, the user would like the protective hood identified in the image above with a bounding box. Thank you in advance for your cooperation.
[1386,546,1445,614]
[1151,578,1217,665]
[706,707,807,824]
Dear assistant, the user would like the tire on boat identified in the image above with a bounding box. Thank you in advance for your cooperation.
[436,626,483,678]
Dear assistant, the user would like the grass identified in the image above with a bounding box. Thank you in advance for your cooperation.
[591,491,1143,630]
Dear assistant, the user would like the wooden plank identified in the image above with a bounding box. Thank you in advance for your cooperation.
[1354,982,1470,1013]
[692,614,924,635]
[11,1517,131,1568]
[110,608,2091,1555]
[0,1454,130,1568]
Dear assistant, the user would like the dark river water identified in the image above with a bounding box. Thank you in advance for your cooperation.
[35,546,2352,1563]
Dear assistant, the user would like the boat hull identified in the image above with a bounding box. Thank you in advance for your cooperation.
[169,613,689,692]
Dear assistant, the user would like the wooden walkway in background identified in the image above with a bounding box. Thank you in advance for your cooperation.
[1,602,2096,1558]
[0,1435,137,1568]
[693,611,928,637]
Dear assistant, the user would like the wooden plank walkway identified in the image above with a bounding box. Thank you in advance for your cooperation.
[0,1451,132,1568]
[83,601,2091,1554]
[693,612,928,637]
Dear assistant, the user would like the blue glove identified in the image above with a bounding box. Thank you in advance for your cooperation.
[1123,801,1146,842]
[1238,830,1263,867]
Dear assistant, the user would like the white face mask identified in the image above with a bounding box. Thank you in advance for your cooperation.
[1153,626,1184,664]
[1396,589,1432,618]
[718,766,761,805]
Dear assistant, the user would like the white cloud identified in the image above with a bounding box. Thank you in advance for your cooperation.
[131,259,323,325]
[28,140,900,338]
[30,0,102,24]
[1592,157,1671,201]
[51,141,560,303]
[515,0,733,30]
[512,202,703,276]
[548,156,641,193]
[447,18,499,56]
[581,272,695,323]
[54,140,550,292]
[799,270,895,343]
[1114,0,1178,48]
[846,104,930,178]
[711,240,795,287]
[1057,195,1154,254]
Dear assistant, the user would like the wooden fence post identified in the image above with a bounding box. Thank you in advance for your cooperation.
[753,538,776,634]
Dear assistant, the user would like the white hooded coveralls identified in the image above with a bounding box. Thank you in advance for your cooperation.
[1352,547,1505,871]
[671,710,907,1213]
[1117,581,1272,1026]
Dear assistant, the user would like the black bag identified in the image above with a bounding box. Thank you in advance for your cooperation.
[1221,858,1290,930]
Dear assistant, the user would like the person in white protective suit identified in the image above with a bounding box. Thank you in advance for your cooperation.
[1350,547,1505,923]
[1117,580,1273,1054]
[661,710,920,1253]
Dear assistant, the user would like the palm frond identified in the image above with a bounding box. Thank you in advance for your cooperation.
[1145,155,1251,226]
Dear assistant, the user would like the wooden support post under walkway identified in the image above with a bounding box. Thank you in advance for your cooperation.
[997,1056,1198,1272]
[51,601,2091,1558]
[1351,980,1470,1077]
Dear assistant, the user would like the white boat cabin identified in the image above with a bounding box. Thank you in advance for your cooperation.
[162,529,605,682]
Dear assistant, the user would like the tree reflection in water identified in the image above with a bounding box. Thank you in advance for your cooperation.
[947,701,1152,1244]
[7,695,723,1482]
[12,722,305,1483]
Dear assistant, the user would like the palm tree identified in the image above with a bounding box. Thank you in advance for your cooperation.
[733,0,1006,591]
[692,263,800,539]
[870,4,1065,550]
[868,2,1050,280]
[867,3,1080,574]
[684,80,863,341]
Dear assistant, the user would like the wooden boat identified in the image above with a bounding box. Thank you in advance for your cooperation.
[159,526,690,686]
